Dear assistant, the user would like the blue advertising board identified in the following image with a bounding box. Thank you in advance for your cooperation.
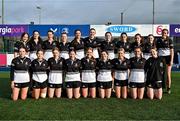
[170,24,180,37]
[28,25,90,37]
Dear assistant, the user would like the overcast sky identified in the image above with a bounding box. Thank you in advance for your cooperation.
[0,0,180,24]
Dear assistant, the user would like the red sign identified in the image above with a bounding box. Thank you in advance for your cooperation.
[0,54,7,66]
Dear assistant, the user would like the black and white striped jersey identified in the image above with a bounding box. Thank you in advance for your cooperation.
[10,57,31,81]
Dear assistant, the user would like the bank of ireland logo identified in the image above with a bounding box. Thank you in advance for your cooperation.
[106,26,137,33]
[61,27,69,34]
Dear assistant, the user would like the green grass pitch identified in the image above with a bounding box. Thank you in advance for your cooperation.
[0,72,179,120]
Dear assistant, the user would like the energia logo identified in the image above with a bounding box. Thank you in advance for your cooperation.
[106,26,136,33]
[0,26,26,35]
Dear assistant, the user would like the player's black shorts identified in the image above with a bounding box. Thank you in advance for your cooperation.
[48,83,62,88]
[14,82,30,88]
[81,82,96,88]
[129,82,145,88]
[32,80,47,89]
[162,55,171,65]
[65,81,81,88]
[146,82,162,89]
[97,81,112,89]
[114,79,128,87]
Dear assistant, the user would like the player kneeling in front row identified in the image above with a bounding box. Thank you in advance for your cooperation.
[112,48,129,99]
[97,51,113,98]
[64,50,81,99]
[48,47,65,98]
[145,48,166,100]
[10,47,31,101]
[31,49,48,99]
[129,47,146,99]
[81,48,97,98]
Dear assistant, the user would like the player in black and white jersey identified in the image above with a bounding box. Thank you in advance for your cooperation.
[27,30,43,61]
[96,51,113,98]
[129,47,146,99]
[31,49,48,99]
[81,47,97,98]
[70,29,85,60]
[115,32,131,59]
[131,33,145,58]
[112,48,130,99]
[143,34,156,60]
[156,29,174,94]
[48,47,65,98]
[59,32,71,59]
[42,30,59,60]
[10,47,31,101]
[84,28,101,58]
[64,50,81,99]
[101,32,115,60]
[14,32,30,58]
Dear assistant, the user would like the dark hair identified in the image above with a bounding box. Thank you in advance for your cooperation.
[36,49,45,54]
[135,33,144,43]
[74,29,81,35]
[134,46,142,51]
[48,30,54,34]
[101,50,109,55]
[162,29,168,33]
[90,28,96,31]
[29,30,43,42]
[120,32,128,41]
[20,32,29,41]
[105,32,112,36]
[69,49,76,54]
[118,48,125,53]
[121,32,127,37]
[147,34,156,47]
[19,46,28,52]
[52,47,60,52]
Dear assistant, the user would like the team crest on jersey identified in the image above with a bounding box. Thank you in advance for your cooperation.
[60,61,62,65]
[75,63,78,67]
[25,62,28,65]
[127,45,129,48]
[123,62,126,66]
[108,62,111,65]
[91,61,94,65]
[53,42,56,46]
[43,63,46,66]
[160,62,163,67]
[111,44,113,46]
